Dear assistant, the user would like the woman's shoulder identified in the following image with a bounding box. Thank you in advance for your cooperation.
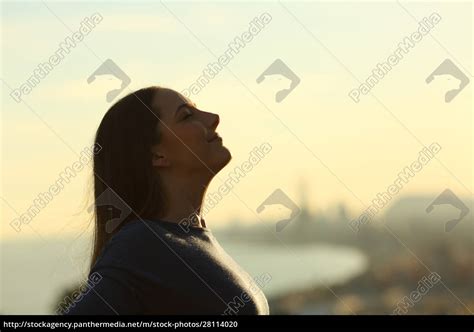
[108,219,176,250]
[111,218,205,243]
[112,219,152,239]
[95,220,168,264]
[95,218,204,268]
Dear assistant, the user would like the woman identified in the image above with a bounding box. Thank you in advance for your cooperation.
[63,86,269,315]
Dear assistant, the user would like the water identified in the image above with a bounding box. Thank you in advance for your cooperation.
[1,235,367,314]
[220,241,368,298]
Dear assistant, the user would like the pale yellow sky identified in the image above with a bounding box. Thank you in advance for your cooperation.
[1,1,472,241]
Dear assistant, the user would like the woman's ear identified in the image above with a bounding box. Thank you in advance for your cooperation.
[151,145,170,167]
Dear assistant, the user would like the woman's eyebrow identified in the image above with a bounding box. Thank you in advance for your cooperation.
[175,102,197,117]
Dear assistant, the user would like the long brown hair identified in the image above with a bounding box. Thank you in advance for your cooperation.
[89,86,168,272]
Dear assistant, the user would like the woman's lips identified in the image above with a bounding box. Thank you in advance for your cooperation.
[208,133,221,142]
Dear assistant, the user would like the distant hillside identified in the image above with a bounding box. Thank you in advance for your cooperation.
[382,194,473,246]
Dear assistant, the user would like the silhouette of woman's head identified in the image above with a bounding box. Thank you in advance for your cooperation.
[149,88,231,175]
[89,86,231,270]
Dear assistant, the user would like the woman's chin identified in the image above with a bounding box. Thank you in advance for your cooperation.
[212,147,232,173]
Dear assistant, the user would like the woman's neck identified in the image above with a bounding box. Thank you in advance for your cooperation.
[157,175,209,227]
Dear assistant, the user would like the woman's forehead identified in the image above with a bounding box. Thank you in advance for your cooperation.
[152,88,192,118]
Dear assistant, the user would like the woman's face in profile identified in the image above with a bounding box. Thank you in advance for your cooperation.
[151,88,232,176]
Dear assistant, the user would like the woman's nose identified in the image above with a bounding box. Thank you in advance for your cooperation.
[206,112,219,130]
[211,113,220,128]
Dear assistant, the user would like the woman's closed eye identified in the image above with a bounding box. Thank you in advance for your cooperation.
[183,108,193,119]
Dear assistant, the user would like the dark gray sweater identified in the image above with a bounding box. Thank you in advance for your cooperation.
[62,219,270,315]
